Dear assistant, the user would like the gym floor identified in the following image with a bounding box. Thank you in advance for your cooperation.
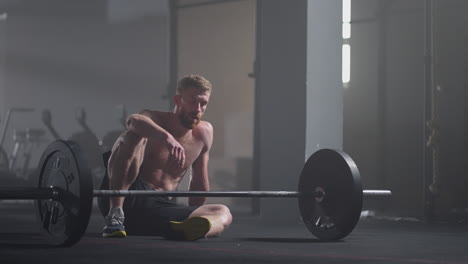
[1,202,467,264]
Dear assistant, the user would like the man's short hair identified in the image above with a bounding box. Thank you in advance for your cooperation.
[177,75,212,94]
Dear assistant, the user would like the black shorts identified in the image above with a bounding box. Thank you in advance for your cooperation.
[123,177,200,237]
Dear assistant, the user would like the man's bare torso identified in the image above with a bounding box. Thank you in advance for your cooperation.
[108,111,208,191]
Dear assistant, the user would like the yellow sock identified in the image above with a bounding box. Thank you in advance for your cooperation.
[169,217,211,241]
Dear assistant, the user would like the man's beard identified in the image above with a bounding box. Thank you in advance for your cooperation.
[178,110,202,129]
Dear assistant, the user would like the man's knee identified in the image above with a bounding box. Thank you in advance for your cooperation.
[209,204,232,227]
[194,204,233,227]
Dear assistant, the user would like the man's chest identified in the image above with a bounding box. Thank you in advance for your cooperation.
[145,137,204,166]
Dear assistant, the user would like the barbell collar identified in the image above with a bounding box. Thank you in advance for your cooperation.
[363,190,392,198]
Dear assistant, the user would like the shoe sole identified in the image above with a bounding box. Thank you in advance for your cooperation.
[169,217,211,241]
[102,230,127,238]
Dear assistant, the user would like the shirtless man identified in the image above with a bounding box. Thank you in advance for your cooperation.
[102,75,232,240]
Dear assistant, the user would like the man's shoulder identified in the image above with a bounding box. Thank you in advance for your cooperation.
[193,121,213,144]
[195,121,213,134]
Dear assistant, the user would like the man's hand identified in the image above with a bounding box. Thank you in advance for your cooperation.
[165,135,185,170]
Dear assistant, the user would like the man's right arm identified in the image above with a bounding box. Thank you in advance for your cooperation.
[126,110,186,167]
[126,110,170,140]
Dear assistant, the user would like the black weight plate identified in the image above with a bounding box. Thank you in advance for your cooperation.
[35,140,93,246]
[298,149,363,241]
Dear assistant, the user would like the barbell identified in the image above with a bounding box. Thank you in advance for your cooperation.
[0,140,391,247]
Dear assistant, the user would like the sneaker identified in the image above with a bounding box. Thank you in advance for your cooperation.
[168,216,211,241]
[102,207,127,238]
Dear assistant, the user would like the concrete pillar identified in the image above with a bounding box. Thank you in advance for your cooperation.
[255,0,342,223]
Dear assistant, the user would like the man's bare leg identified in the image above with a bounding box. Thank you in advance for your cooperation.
[103,137,145,238]
[102,157,141,238]
[107,136,146,210]
[108,161,141,210]
[187,204,232,237]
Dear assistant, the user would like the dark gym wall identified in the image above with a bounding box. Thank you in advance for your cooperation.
[384,0,425,218]
[346,0,468,218]
[437,0,468,216]
[0,1,170,165]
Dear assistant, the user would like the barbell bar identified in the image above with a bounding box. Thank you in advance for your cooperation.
[0,188,391,199]
[0,140,392,247]
[93,189,391,198]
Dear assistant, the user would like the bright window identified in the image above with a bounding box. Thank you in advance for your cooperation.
[342,0,351,86]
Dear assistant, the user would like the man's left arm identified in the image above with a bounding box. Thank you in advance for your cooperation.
[189,123,213,206]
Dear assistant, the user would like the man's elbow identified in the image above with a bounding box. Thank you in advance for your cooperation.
[126,115,135,129]
[126,114,146,131]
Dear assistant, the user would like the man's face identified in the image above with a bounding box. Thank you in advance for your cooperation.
[175,88,210,129]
